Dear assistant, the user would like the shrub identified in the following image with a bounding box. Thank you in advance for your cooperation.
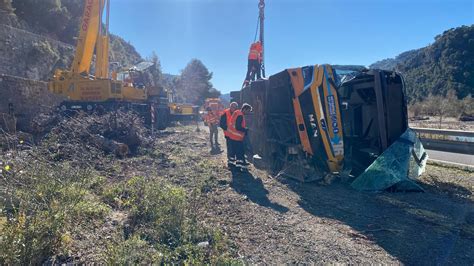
[119,176,188,246]
[106,235,163,264]
[102,176,237,264]
[0,152,98,264]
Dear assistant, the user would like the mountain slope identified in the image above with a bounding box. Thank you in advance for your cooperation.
[370,49,420,71]
[2,0,143,78]
[371,25,474,102]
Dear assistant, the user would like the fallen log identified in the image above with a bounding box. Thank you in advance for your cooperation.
[90,134,129,158]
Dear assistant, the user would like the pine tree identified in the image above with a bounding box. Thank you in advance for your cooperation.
[175,59,219,104]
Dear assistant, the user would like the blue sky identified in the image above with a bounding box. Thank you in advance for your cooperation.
[109,0,473,93]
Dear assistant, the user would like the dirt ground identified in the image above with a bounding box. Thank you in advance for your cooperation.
[7,121,470,263]
[147,124,474,264]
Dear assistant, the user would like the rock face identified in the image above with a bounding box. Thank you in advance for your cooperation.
[0,2,143,132]
[0,74,64,131]
[0,24,74,81]
[0,16,71,132]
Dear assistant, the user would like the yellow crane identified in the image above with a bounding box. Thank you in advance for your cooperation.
[48,0,169,129]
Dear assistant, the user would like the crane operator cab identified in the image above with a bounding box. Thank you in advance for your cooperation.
[118,67,145,89]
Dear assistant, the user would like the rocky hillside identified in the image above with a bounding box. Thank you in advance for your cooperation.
[0,0,142,80]
[371,25,474,102]
[11,0,142,66]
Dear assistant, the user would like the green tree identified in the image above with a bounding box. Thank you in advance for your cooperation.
[371,25,474,102]
[147,51,163,86]
[175,59,219,104]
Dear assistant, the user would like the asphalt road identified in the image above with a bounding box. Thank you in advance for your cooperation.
[426,149,474,166]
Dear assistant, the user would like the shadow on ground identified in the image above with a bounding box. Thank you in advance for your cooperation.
[281,177,474,265]
[231,169,289,213]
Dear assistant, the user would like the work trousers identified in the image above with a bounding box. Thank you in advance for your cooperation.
[245,59,261,82]
[226,137,245,165]
[209,124,219,147]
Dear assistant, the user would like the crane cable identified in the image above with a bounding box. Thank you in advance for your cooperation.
[253,15,260,43]
[253,1,264,41]
[243,0,265,88]
[257,0,265,77]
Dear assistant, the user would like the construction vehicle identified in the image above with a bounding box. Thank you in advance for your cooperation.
[168,103,199,121]
[233,65,427,190]
[167,91,199,121]
[202,98,225,114]
[199,97,225,123]
[119,62,199,122]
[48,0,169,129]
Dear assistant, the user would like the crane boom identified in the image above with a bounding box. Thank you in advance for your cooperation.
[95,0,110,78]
[71,0,105,75]
[49,0,150,104]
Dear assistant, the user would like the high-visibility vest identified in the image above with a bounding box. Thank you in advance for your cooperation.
[248,42,262,61]
[227,109,246,141]
[204,112,219,125]
[223,109,232,138]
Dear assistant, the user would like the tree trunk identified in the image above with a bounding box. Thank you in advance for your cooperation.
[91,134,129,158]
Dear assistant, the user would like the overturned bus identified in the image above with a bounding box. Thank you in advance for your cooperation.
[232,65,427,191]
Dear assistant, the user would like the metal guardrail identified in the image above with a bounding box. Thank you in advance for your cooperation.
[412,127,474,155]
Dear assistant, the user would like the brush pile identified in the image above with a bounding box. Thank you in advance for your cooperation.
[38,110,153,160]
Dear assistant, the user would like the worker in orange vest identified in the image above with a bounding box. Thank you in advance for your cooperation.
[204,107,221,151]
[243,41,263,87]
[220,102,253,170]
[220,102,239,168]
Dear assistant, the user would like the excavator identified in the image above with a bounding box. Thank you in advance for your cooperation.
[48,0,169,129]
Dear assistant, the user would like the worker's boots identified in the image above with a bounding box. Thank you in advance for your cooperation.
[210,144,220,154]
